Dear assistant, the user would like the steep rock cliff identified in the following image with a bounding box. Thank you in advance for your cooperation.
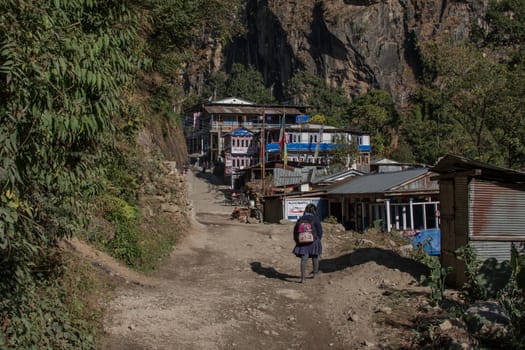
[224,0,487,106]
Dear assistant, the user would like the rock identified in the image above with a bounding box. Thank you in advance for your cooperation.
[347,313,359,322]
[466,301,511,339]
[160,203,179,213]
[377,306,392,315]
[399,244,413,255]
[466,301,510,326]
[246,217,259,224]
[162,161,178,174]
[439,320,453,331]
[263,330,270,335]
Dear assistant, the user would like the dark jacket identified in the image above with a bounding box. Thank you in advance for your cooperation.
[292,213,323,257]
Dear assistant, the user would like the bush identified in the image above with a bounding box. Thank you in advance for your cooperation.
[323,216,339,224]
[0,251,110,349]
[499,245,525,347]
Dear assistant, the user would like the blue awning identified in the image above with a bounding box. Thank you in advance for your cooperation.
[266,143,343,153]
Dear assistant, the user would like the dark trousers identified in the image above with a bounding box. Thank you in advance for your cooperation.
[300,254,319,282]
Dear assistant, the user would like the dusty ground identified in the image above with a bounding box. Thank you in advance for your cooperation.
[97,171,436,350]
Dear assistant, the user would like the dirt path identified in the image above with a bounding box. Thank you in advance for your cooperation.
[100,172,426,350]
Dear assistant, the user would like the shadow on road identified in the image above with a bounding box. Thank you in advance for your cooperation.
[195,171,225,186]
[250,262,302,283]
[319,247,430,280]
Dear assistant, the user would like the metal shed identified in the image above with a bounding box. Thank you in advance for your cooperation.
[431,154,525,287]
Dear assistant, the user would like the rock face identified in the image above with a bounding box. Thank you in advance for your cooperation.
[223,0,487,106]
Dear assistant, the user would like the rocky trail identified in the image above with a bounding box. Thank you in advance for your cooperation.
[98,171,434,350]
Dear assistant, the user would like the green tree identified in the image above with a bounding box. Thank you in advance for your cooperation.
[330,134,359,168]
[416,35,525,168]
[287,71,351,127]
[347,90,399,158]
[224,63,275,104]
[310,114,327,125]
[0,0,143,347]
[485,0,525,47]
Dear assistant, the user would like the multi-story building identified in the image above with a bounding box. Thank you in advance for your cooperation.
[184,97,308,164]
[264,123,371,172]
[183,97,372,179]
[223,127,258,176]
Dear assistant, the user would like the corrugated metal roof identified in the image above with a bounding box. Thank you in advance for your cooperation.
[203,105,303,115]
[211,97,255,105]
[432,154,525,182]
[273,168,304,187]
[311,169,364,185]
[328,168,429,195]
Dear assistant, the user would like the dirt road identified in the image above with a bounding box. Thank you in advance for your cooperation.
[100,171,427,350]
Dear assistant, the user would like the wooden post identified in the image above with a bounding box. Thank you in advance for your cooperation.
[409,199,414,230]
[386,199,391,233]
[261,111,266,196]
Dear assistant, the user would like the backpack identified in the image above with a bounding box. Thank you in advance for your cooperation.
[296,216,317,244]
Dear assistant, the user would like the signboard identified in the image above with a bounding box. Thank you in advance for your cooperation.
[295,115,310,124]
[225,153,232,175]
[232,146,249,154]
[284,197,328,221]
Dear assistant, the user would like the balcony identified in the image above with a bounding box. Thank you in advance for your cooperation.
[211,122,281,132]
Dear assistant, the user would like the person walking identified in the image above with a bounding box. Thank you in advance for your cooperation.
[292,203,323,283]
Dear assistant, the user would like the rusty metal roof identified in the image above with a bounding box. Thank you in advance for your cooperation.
[431,154,525,182]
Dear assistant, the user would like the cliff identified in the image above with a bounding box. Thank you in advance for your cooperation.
[222,0,487,106]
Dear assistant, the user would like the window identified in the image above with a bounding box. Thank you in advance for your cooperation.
[290,133,301,143]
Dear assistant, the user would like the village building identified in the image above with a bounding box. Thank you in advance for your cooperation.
[263,123,371,172]
[183,97,372,187]
[222,127,257,184]
[325,167,440,232]
[431,154,525,287]
[183,97,308,165]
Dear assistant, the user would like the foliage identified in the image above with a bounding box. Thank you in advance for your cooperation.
[0,0,143,347]
[419,254,453,306]
[309,114,327,125]
[484,0,525,47]
[409,1,525,169]
[0,249,111,349]
[101,195,144,268]
[330,134,359,167]
[397,101,445,165]
[347,90,399,157]
[456,245,488,302]
[204,63,275,104]
[287,71,352,127]
[146,0,244,129]
[499,245,525,345]
[323,215,339,224]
